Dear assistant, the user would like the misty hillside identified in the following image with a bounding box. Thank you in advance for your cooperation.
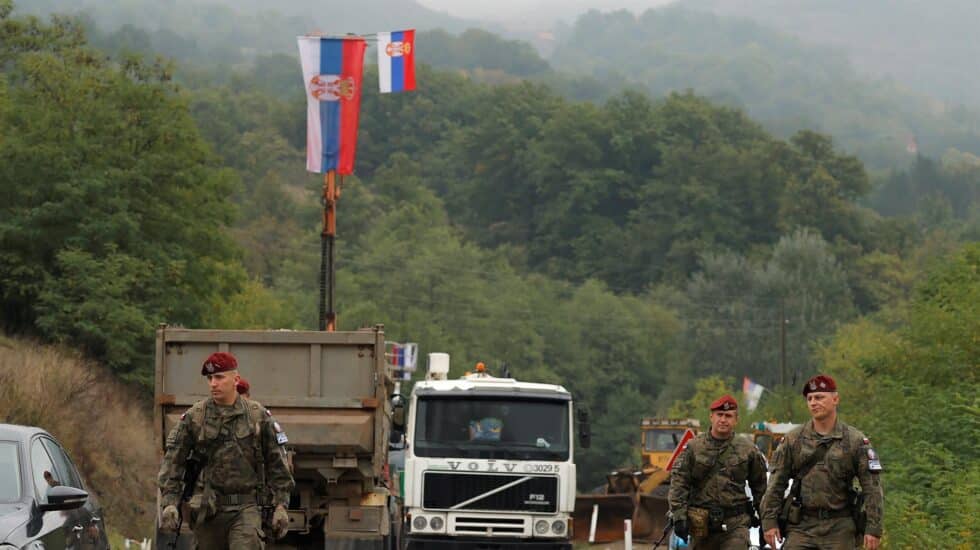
[26,0,468,31]
[682,0,980,107]
[22,0,470,62]
[550,7,980,169]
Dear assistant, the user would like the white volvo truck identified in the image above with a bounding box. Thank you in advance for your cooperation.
[397,354,588,550]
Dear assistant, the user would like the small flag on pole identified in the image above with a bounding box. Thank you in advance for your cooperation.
[386,342,418,371]
[377,30,416,93]
[297,36,367,174]
[743,376,765,411]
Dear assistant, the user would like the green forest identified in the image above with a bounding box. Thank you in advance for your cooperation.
[1,1,977,546]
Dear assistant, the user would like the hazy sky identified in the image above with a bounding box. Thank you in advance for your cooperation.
[416,0,678,24]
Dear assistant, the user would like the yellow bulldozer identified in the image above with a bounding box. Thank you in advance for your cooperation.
[573,418,700,543]
[750,420,799,461]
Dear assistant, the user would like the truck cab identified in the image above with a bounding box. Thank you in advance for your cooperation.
[400,355,581,550]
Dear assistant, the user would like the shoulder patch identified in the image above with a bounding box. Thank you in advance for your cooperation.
[867,447,883,471]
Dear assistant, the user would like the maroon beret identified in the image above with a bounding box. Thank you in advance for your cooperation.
[802,374,837,395]
[236,377,250,395]
[201,352,238,375]
[710,394,738,411]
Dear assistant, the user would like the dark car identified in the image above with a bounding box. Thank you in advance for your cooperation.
[0,424,109,549]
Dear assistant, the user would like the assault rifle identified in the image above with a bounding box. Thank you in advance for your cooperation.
[652,515,675,549]
[169,448,204,550]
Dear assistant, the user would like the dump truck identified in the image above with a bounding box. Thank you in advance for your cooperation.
[397,356,586,550]
[153,324,397,550]
[573,418,699,544]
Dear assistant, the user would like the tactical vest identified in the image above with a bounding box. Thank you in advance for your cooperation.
[187,397,268,501]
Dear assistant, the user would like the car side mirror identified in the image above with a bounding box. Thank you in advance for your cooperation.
[39,485,88,513]
[576,406,591,449]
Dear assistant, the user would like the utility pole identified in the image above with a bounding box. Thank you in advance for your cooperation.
[780,301,791,418]
[780,301,787,387]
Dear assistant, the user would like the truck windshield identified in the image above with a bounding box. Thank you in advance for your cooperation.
[644,429,687,451]
[414,397,569,461]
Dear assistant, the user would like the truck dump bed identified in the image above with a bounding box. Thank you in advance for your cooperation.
[154,325,394,547]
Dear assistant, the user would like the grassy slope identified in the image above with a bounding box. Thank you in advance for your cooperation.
[0,334,157,539]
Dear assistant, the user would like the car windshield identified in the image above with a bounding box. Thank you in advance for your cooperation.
[0,441,21,502]
[644,429,687,451]
[413,396,569,461]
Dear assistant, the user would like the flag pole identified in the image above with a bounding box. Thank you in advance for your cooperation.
[320,170,339,331]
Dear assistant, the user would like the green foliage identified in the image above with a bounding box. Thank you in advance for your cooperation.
[819,243,979,547]
[287,155,685,486]
[667,376,735,426]
[871,154,980,232]
[0,8,244,383]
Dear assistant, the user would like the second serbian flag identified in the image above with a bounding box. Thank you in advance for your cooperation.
[297,36,366,174]
[377,30,416,93]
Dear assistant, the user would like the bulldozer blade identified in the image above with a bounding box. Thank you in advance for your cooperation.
[573,494,636,543]
[632,490,670,541]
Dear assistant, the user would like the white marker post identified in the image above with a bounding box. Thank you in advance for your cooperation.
[624,519,633,550]
[589,504,599,543]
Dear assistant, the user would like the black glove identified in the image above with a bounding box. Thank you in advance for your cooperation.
[674,519,689,542]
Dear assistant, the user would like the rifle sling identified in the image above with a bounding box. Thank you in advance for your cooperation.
[789,440,831,503]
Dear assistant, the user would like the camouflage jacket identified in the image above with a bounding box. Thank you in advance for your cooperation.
[760,420,883,537]
[158,396,295,509]
[668,432,768,522]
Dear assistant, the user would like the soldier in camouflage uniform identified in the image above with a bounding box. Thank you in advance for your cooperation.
[761,375,883,550]
[668,395,767,549]
[158,352,296,549]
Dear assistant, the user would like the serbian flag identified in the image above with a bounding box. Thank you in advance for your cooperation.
[743,376,765,411]
[297,36,366,174]
[377,30,416,93]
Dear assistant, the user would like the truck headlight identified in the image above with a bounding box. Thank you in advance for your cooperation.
[430,516,444,531]
[534,519,549,534]
[412,516,428,531]
[551,520,566,535]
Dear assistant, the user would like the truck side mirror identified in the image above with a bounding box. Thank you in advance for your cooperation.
[576,406,591,449]
[391,394,406,429]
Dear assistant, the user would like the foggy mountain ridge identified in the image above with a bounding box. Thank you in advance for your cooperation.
[417,0,678,27]
[681,0,980,107]
[21,0,473,35]
[548,6,980,169]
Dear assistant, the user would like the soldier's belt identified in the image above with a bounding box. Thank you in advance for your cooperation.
[801,507,851,520]
[216,493,257,507]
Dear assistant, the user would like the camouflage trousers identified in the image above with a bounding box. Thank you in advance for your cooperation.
[689,514,751,550]
[193,504,264,550]
[783,516,857,550]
